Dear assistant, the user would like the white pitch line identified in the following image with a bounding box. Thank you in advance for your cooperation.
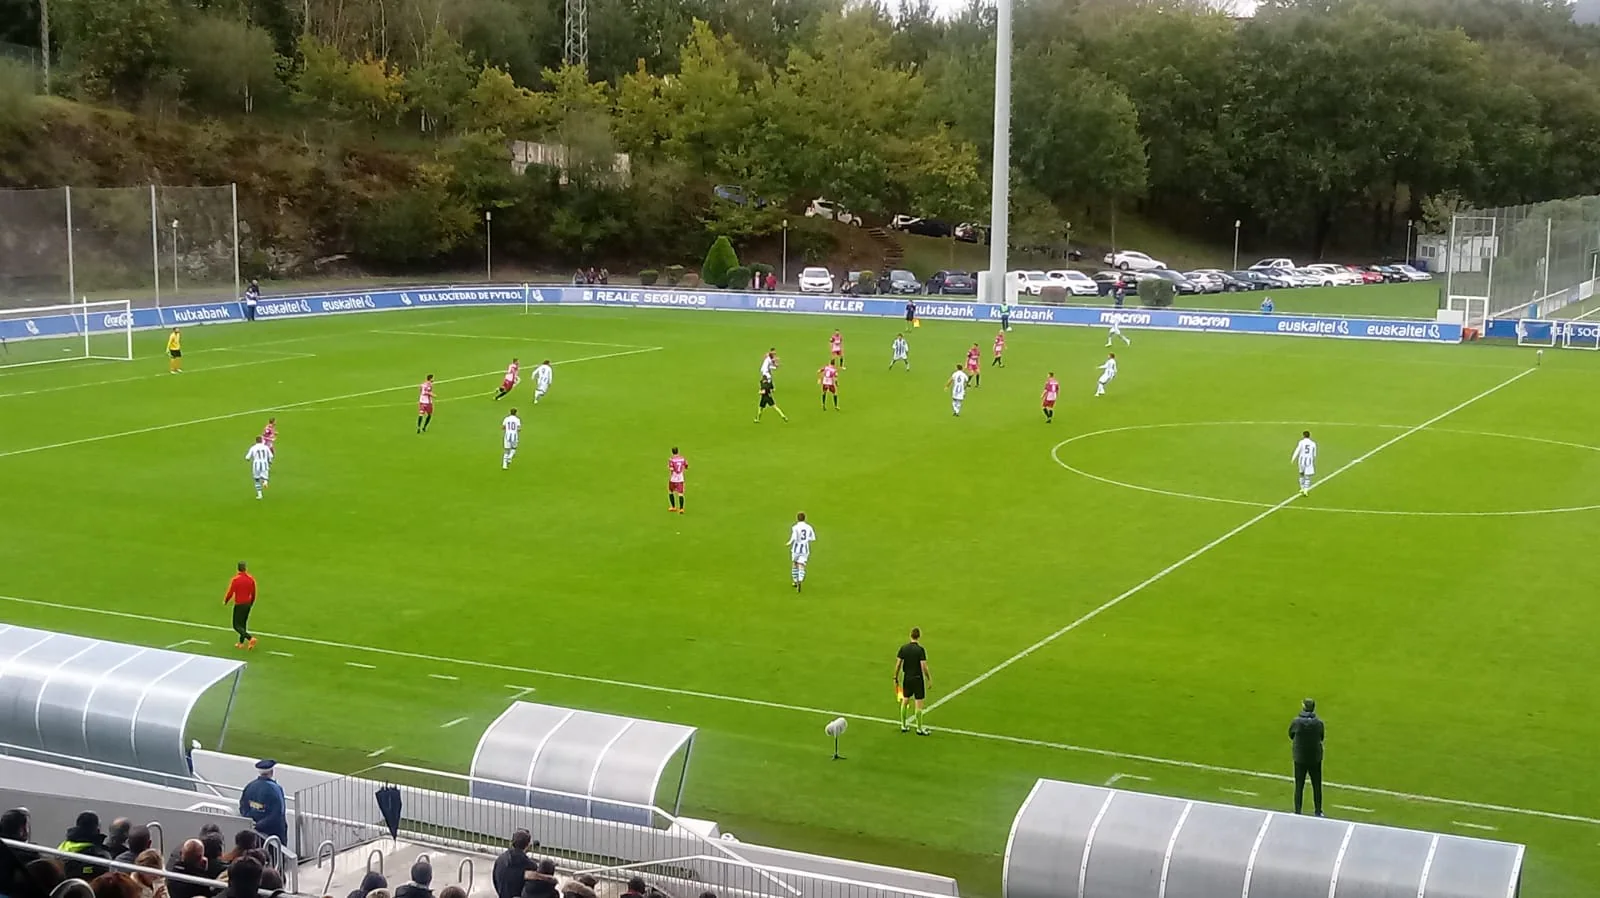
[440,716,469,729]
[929,366,1538,713]
[372,330,652,349]
[0,353,317,400]
[1454,821,1498,832]
[1105,773,1152,787]
[428,674,459,681]
[0,346,661,460]
[367,746,392,758]
[164,639,209,650]
[505,685,537,700]
[1221,788,1259,797]
[345,661,376,670]
[269,651,295,658]
[1335,805,1375,814]
[3,589,1595,829]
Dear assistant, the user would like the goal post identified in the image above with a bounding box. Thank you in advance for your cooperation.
[1515,319,1557,347]
[0,300,133,369]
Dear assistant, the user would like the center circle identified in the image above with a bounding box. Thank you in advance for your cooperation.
[1050,421,1600,517]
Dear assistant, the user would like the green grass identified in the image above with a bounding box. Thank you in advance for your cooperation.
[3,308,1600,896]
[1028,282,1443,319]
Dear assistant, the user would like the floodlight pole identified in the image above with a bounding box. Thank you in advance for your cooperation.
[781,220,788,285]
[64,186,75,305]
[986,0,1013,304]
[171,219,180,295]
[485,210,493,281]
[1232,220,1241,271]
[150,185,161,309]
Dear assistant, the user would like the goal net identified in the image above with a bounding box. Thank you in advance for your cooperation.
[0,300,133,369]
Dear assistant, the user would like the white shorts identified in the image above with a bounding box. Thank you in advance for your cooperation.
[1098,373,1114,385]
[1299,464,1315,477]
[893,351,907,360]
[504,436,519,450]
[951,391,966,402]
[791,550,810,564]
[252,464,271,480]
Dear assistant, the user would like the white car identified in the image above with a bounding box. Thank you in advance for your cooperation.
[1303,263,1363,286]
[798,266,835,293]
[1047,269,1100,296]
[1250,257,1297,271]
[805,198,862,227]
[1184,270,1226,293]
[1007,270,1052,296]
[1395,263,1432,281]
[1103,250,1166,271]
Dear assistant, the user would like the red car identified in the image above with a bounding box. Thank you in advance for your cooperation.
[1347,265,1384,284]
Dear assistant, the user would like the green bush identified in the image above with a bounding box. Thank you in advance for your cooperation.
[682,272,701,288]
[665,265,686,285]
[856,270,878,294]
[1037,285,1069,305]
[1138,277,1176,308]
[750,262,774,278]
[725,266,754,290]
[702,236,740,288]
[353,189,473,267]
[639,269,660,286]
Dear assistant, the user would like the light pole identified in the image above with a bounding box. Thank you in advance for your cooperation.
[986,0,1014,304]
[1232,220,1241,271]
[781,219,788,285]
[485,210,493,281]
[1404,218,1414,263]
[170,219,179,295]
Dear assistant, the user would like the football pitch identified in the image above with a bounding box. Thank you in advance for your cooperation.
[2,305,1599,896]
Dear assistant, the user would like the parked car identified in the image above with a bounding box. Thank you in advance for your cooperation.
[1183,270,1226,293]
[882,269,923,294]
[1395,263,1432,281]
[1047,269,1100,297]
[1349,265,1385,284]
[954,222,990,244]
[799,266,835,293]
[1228,270,1280,290]
[926,270,978,295]
[1250,257,1297,271]
[805,198,862,227]
[1258,267,1312,287]
[1092,271,1144,296]
[1366,265,1407,283]
[890,215,953,238]
[712,184,766,208]
[1007,270,1052,296]
[1304,263,1364,286]
[1149,269,1202,294]
[1104,250,1167,271]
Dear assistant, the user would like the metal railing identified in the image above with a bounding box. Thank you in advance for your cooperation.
[1,837,315,898]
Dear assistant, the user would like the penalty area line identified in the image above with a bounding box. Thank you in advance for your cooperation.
[927,366,1538,714]
[0,588,1593,830]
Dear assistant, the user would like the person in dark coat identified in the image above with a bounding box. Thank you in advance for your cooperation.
[115,826,151,865]
[491,832,539,898]
[166,840,218,898]
[57,812,113,881]
[393,861,433,898]
[519,860,557,898]
[1,808,35,896]
[238,760,287,844]
[346,872,387,898]
[1289,697,1327,816]
[222,858,261,898]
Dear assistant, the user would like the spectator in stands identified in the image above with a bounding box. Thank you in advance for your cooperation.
[557,876,595,898]
[699,893,717,898]
[239,760,287,845]
[518,860,557,898]
[393,861,431,898]
[258,869,282,893]
[57,813,113,881]
[103,823,132,865]
[89,873,142,898]
[199,837,224,880]
[116,828,152,866]
[365,889,392,898]
[220,834,259,867]
[166,841,213,898]
[221,858,260,898]
[491,831,540,898]
[133,850,167,898]
[766,272,777,292]
[621,878,648,898]
[1,807,34,895]
[598,269,610,285]
[438,887,466,898]
[346,872,385,898]
[25,859,65,896]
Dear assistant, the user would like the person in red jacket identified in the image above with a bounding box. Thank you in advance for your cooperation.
[223,562,258,650]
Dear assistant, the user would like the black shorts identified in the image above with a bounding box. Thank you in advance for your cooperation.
[759,394,775,408]
[169,349,182,359]
[900,678,926,701]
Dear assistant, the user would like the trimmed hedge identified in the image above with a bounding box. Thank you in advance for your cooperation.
[702,236,740,288]
[725,266,754,290]
[639,269,659,286]
[1138,277,1176,308]
[665,265,686,285]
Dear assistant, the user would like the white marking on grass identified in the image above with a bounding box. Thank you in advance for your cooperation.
[1221,788,1259,797]
[1335,805,1374,814]
[0,347,661,459]
[372,330,650,349]
[269,651,295,658]
[0,353,317,400]
[367,746,392,758]
[345,661,376,670]
[934,367,1538,713]
[5,587,1596,830]
[440,716,469,729]
[505,685,537,700]
[1453,821,1498,832]
[428,674,459,681]
[1105,773,1151,787]
[164,639,209,650]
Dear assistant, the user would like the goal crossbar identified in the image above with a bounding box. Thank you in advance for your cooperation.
[0,300,134,369]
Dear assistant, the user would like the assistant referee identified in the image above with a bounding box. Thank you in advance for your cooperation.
[894,627,930,736]
[223,562,257,650]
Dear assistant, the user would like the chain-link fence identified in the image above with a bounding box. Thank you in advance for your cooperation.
[1431,196,1600,325]
[0,185,239,310]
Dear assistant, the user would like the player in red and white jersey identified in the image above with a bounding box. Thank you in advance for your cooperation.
[829,330,845,368]
[261,418,277,455]
[991,331,1006,367]
[1041,373,1059,423]
[667,447,689,514]
[494,358,520,400]
[965,343,982,386]
[417,374,435,434]
[817,362,840,410]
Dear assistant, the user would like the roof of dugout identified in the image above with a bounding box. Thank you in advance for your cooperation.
[0,624,245,778]
[1004,779,1524,898]
[469,701,696,825]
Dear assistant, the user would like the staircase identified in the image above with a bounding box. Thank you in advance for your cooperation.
[866,227,904,276]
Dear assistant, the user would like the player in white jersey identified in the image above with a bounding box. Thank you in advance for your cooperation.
[501,409,522,470]
[1094,353,1118,396]
[760,348,780,380]
[787,512,817,592]
[946,364,969,416]
[245,437,273,499]
[1292,430,1318,496]
[531,360,554,403]
[1106,320,1131,347]
[890,334,910,370]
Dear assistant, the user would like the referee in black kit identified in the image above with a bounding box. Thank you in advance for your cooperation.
[894,628,930,736]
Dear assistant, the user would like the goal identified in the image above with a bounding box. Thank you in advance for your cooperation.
[0,300,134,369]
[1514,319,1557,347]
